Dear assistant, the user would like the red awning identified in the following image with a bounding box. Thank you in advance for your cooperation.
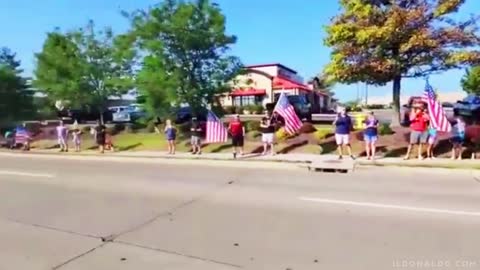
[231,88,266,96]
[272,76,311,91]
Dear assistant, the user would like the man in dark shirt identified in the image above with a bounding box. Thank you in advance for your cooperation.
[94,120,107,154]
[333,108,354,160]
[190,117,202,155]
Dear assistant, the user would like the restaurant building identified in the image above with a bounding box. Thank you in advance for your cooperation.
[220,63,331,112]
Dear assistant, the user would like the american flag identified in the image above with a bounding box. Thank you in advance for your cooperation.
[15,127,30,144]
[273,93,302,134]
[423,82,451,132]
[206,110,228,143]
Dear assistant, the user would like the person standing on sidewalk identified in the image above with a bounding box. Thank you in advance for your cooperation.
[450,115,466,160]
[228,115,245,159]
[260,117,275,155]
[56,121,68,152]
[404,105,429,160]
[164,119,177,155]
[72,128,82,152]
[363,111,378,160]
[190,117,202,155]
[426,124,437,159]
[93,120,107,154]
[333,108,354,160]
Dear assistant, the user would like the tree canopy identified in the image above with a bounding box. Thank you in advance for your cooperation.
[126,0,242,116]
[0,47,34,125]
[33,21,134,120]
[324,0,480,124]
[461,66,480,95]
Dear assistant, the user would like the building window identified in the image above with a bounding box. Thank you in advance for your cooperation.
[233,96,263,106]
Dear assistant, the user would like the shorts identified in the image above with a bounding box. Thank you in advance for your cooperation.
[364,134,378,143]
[58,137,67,145]
[410,131,428,144]
[191,136,201,146]
[427,135,437,145]
[335,134,350,145]
[232,135,244,147]
[96,136,106,146]
[262,133,274,144]
[451,136,464,145]
[167,136,176,141]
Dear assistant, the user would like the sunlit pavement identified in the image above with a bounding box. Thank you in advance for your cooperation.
[1,154,480,270]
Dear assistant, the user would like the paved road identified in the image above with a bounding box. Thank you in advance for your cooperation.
[1,155,480,270]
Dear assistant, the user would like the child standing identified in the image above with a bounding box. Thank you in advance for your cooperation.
[164,119,177,155]
[450,116,466,160]
[72,128,82,152]
[426,125,437,159]
[363,111,379,160]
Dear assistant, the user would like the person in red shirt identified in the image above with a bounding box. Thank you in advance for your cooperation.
[404,105,429,160]
[228,115,245,159]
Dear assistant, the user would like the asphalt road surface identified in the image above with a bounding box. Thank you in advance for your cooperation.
[1,154,480,270]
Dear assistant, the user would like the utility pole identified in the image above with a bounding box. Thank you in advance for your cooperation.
[365,83,369,105]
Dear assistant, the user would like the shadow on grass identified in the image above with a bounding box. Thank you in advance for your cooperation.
[118,143,142,151]
[210,144,233,153]
[319,140,337,154]
[277,140,308,154]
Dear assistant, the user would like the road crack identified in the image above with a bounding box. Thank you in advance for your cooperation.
[51,243,106,270]
[114,240,242,268]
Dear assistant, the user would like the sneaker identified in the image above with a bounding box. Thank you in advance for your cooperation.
[197,151,202,155]
[350,155,356,160]
[338,156,343,160]
[233,153,237,159]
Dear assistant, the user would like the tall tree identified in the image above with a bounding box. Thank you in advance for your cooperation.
[0,47,34,124]
[34,21,134,121]
[126,0,241,116]
[461,66,480,95]
[324,0,480,124]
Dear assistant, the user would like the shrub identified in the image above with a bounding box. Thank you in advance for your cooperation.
[82,126,92,134]
[235,106,244,115]
[365,104,385,110]
[298,123,317,134]
[253,104,264,115]
[224,106,236,115]
[248,130,262,140]
[314,129,331,141]
[246,120,261,132]
[275,128,291,142]
[378,123,394,135]
[211,105,225,118]
[113,123,125,134]
[146,121,157,133]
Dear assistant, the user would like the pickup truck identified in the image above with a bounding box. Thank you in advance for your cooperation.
[266,95,312,122]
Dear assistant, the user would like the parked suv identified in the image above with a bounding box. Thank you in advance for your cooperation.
[453,95,480,119]
[266,95,312,122]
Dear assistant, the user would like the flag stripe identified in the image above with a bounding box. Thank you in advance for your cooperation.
[273,93,303,135]
[423,82,451,133]
[206,110,228,143]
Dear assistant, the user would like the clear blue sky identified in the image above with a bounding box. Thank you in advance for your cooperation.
[1,0,479,102]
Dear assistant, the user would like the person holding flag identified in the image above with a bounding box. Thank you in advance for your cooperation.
[272,93,302,135]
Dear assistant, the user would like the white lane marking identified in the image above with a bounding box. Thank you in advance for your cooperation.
[0,170,55,178]
[299,197,480,217]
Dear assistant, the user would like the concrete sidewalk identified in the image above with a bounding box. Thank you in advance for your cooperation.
[4,148,480,170]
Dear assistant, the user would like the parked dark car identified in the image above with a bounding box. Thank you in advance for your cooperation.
[400,96,427,127]
[57,106,112,124]
[266,95,312,122]
[173,107,208,124]
[453,95,480,121]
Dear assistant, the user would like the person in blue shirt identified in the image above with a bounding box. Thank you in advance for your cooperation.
[426,125,437,159]
[363,111,379,160]
[164,119,177,155]
[333,108,354,160]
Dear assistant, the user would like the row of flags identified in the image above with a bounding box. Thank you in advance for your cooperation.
[206,92,302,143]
[207,81,452,144]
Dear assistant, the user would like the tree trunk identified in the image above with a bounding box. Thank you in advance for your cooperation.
[391,75,402,127]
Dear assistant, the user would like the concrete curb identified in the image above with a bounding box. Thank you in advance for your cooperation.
[357,160,480,170]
